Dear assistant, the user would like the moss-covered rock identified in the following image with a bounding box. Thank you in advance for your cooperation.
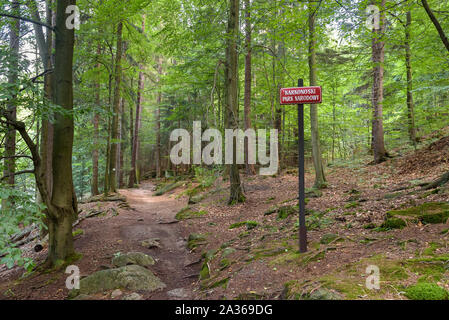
[175,207,207,220]
[69,265,165,298]
[277,205,298,220]
[405,282,448,300]
[380,218,406,230]
[112,252,155,268]
[187,233,207,250]
[305,188,323,198]
[229,221,259,230]
[387,202,449,225]
[304,288,343,300]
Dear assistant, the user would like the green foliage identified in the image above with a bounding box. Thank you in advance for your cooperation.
[0,186,45,271]
[405,283,448,300]
[229,221,259,230]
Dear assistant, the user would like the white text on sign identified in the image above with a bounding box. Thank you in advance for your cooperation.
[280,86,322,105]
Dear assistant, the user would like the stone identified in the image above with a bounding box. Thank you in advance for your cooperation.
[112,252,155,267]
[123,293,143,300]
[141,238,161,249]
[167,288,189,299]
[111,289,123,299]
[306,288,343,300]
[69,265,165,298]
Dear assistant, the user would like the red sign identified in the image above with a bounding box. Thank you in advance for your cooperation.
[280,86,322,105]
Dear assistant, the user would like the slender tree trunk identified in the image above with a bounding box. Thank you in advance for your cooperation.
[129,17,145,187]
[225,0,245,204]
[244,0,256,176]
[108,22,123,193]
[91,46,101,196]
[155,57,162,179]
[371,0,388,164]
[2,0,20,208]
[119,98,126,188]
[308,0,326,188]
[421,0,449,53]
[405,11,417,146]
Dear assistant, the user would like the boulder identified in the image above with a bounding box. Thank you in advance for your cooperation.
[112,252,155,267]
[70,265,165,298]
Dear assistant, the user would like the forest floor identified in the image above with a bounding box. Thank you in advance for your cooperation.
[0,129,448,300]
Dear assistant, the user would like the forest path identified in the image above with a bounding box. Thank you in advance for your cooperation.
[117,181,198,300]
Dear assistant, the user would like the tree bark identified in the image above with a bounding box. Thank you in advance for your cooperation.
[405,11,417,145]
[421,0,449,53]
[155,56,162,179]
[225,0,245,204]
[371,0,388,164]
[308,0,327,188]
[46,0,78,265]
[108,22,123,193]
[3,0,20,198]
[129,17,145,187]
[91,46,101,196]
[244,0,256,176]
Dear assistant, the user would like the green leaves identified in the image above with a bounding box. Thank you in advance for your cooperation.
[0,185,45,271]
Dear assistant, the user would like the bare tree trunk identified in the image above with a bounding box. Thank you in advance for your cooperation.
[372,0,388,164]
[2,0,20,208]
[108,22,123,193]
[225,0,245,204]
[405,11,417,146]
[421,0,449,53]
[129,17,145,187]
[91,46,101,196]
[308,0,326,188]
[155,57,162,179]
[119,98,125,188]
[46,0,78,265]
[244,0,256,176]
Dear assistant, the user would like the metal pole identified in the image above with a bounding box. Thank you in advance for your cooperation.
[298,79,307,253]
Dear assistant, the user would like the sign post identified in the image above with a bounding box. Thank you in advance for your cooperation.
[280,80,322,253]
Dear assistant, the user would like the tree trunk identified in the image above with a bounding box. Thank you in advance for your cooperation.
[155,57,162,179]
[405,11,417,146]
[108,22,123,193]
[225,0,245,204]
[129,17,145,187]
[308,0,327,188]
[129,70,144,187]
[371,0,388,164]
[421,0,449,53]
[244,0,256,176]
[46,0,78,265]
[119,98,126,188]
[2,0,20,207]
[91,46,101,196]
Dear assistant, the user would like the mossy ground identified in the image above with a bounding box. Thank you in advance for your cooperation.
[284,253,449,300]
[386,202,449,225]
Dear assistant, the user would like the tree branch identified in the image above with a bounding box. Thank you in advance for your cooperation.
[1,170,35,181]
[421,0,449,53]
[0,12,54,31]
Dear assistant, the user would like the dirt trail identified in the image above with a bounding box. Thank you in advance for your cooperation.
[118,182,198,300]
[0,181,199,300]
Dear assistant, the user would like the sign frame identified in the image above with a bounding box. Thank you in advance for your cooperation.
[280,86,322,105]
